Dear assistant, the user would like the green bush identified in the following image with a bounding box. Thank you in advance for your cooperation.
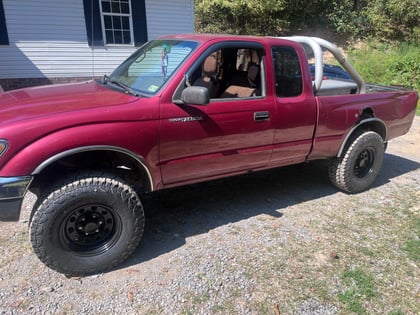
[195,0,333,35]
[348,42,420,91]
[195,0,290,35]
[362,0,420,42]
[195,0,420,43]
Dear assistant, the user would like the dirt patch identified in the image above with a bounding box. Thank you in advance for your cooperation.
[1,118,419,314]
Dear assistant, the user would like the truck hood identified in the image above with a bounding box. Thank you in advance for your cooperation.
[0,81,138,123]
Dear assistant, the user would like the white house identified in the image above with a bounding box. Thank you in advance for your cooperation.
[0,0,194,90]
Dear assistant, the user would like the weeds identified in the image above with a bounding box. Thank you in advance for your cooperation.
[347,41,420,95]
[404,239,420,261]
[403,217,420,262]
[339,267,378,314]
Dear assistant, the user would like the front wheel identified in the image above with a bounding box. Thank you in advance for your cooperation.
[30,172,145,276]
[329,131,385,193]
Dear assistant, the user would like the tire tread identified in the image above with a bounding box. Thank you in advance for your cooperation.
[30,171,144,276]
[328,131,384,193]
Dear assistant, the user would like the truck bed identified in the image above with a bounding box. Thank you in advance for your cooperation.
[365,83,414,93]
[316,80,415,96]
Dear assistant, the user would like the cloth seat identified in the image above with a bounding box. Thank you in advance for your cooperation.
[220,60,260,98]
[220,85,256,98]
[193,53,220,98]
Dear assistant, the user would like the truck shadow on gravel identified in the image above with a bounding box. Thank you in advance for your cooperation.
[118,153,419,271]
[374,153,420,187]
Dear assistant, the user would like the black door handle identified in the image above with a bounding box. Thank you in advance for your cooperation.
[254,111,270,121]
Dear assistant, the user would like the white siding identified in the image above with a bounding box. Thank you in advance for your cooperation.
[4,1,86,42]
[0,0,194,79]
[145,0,194,39]
[0,41,136,78]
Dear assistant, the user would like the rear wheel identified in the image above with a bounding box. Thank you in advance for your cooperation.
[30,172,144,276]
[329,131,384,193]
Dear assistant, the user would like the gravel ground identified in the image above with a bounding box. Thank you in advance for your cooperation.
[0,117,419,314]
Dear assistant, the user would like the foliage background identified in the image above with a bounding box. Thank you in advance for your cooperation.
[195,0,419,102]
[195,0,419,42]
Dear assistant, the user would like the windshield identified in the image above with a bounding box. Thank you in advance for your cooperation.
[109,40,198,95]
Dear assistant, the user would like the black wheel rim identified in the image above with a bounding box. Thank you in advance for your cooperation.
[60,204,121,255]
[354,147,375,178]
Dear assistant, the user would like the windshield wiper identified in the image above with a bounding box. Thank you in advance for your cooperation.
[102,74,139,96]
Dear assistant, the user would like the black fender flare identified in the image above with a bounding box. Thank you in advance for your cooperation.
[32,145,154,192]
[337,117,387,158]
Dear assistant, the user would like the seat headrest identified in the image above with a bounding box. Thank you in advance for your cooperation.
[203,54,217,74]
[251,50,260,65]
[248,64,259,87]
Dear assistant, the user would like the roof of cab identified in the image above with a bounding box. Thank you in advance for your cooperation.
[156,33,294,46]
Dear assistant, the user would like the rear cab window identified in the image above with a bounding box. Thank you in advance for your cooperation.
[272,46,303,97]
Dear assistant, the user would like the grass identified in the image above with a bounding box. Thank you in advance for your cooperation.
[404,239,420,261]
[347,41,419,91]
[403,218,420,262]
[339,267,378,314]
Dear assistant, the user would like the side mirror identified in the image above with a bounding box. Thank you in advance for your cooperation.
[180,86,210,106]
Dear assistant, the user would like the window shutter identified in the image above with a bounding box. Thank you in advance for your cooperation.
[0,0,9,45]
[83,0,104,46]
[131,0,148,46]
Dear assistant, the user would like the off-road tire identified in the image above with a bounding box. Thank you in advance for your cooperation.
[329,131,384,193]
[29,172,145,276]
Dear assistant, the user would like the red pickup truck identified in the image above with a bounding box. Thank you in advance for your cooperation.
[0,34,417,275]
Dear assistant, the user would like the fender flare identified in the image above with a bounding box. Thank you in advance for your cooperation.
[32,145,154,191]
[337,117,387,158]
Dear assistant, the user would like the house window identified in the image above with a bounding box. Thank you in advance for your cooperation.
[100,0,133,45]
[83,0,147,47]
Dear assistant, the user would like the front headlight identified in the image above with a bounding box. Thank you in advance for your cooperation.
[0,140,8,157]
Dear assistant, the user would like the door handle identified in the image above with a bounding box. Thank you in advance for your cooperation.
[254,111,270,121]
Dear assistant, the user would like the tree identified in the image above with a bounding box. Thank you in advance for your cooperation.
[195,0,290,35]
[362,0,419,41]
[194,0,419,42]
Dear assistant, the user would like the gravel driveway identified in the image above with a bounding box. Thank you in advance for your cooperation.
[1,117,419,314]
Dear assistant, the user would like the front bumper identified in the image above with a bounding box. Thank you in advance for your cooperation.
[0,176,32,221]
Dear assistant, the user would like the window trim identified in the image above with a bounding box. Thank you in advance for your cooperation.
[0,0,9,45]
[99,0,134,46]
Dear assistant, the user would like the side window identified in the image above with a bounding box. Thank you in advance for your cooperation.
[190,47,264,99]
[220,48,262,98]
[272,46,302,97]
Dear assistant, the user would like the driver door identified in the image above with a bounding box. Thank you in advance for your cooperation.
[159,45,276,185]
